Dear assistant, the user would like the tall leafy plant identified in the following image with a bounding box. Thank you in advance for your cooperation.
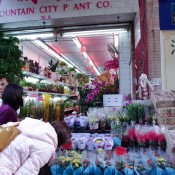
[0,32,23,83]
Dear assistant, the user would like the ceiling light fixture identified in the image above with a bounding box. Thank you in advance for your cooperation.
[32,40,72,66]
[63,29,127,37]
[32,40,83,74]
[73,37,100,75]
[15,33,54,40]
[114,34,119,47]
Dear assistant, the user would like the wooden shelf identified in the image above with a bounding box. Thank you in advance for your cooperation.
[23,71,80,88]
[23,71,54,83]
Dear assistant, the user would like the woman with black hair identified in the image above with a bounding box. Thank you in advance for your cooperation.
[0,83,23,125]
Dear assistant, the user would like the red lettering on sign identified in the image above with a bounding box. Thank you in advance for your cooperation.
[96,1,110,8]
[63,4,68,11]
[73,2,91,11]
[73,4,79,10]
[48,15,51,19]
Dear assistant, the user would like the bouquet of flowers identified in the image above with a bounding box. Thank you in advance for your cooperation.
[158,133,166,151]
[127,126,136,147]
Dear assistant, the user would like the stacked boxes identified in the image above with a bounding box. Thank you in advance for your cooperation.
[150,91,175,126]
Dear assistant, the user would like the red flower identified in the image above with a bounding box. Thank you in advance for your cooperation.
[149,131,158,142]
[62,141,72,150]
[115,147,127,156]
[158,134,165,143]
[128,128,136,140]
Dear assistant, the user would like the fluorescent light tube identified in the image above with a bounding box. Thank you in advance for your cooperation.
[73,38,81,48]
[16,33,53,40]
[63,29,127,37]
[32,40,73,67]
[24,77,39,83]
[114,34,119,47]
[73,37,100,75]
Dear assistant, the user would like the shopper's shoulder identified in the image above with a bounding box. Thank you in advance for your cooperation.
[0,104,12,112]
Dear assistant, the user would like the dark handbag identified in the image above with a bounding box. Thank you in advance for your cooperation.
[39,163,52,175]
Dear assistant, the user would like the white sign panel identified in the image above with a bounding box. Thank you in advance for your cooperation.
[0,0,139,24]
[103,94,123,107]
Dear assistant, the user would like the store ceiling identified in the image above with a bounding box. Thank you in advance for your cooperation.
[4,13,136,76]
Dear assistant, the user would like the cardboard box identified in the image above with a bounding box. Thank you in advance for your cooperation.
[157,116,175,126]
[157,116,167,125]
[150,91,175,108]
[156,107,175,117]
[103,94,123,107]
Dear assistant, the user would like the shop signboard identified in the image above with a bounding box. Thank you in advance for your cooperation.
[172,3,175,25]
[0,0,138,24]
[159,0,175,30]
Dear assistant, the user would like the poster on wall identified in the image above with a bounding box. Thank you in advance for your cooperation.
[161,31,175,90]
[159,0,175,30]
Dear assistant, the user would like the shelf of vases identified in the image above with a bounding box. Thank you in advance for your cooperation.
[23,71,79,88]
[24,90,77,97]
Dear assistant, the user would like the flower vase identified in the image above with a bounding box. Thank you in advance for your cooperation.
[111,121,122,139]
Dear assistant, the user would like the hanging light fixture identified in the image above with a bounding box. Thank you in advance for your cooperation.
[63,28,127,37]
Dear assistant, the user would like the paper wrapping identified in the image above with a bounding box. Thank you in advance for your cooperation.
[165,125,175,153]
[150,91,175,108]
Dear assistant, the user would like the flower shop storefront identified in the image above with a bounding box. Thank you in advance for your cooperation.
[2,0,175,175]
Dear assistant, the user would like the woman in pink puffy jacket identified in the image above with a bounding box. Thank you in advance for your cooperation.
[0,117,71,175]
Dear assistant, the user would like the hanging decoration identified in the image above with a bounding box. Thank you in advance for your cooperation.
[137,73,154,100]
[80,45,86,53]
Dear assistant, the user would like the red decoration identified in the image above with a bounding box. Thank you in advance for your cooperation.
[115,146,127,156]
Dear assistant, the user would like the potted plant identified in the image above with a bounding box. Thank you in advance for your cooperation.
[48,59,59,72]
[67,67,76,86]
[0,32,24,83]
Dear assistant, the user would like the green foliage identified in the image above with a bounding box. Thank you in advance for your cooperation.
[58,69,67,75]
[76,73,89,87]
[48,59,59,72]
[0,32,23,83]
[67,66,76,72]
[59,61,67,67]
[126,103,144,123]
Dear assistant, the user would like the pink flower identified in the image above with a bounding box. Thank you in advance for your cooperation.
[128,128,136,140]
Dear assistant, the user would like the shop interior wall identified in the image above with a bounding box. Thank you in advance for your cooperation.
[19,42,50,69]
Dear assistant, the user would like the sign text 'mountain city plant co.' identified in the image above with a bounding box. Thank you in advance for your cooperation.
[0,0,114,23]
